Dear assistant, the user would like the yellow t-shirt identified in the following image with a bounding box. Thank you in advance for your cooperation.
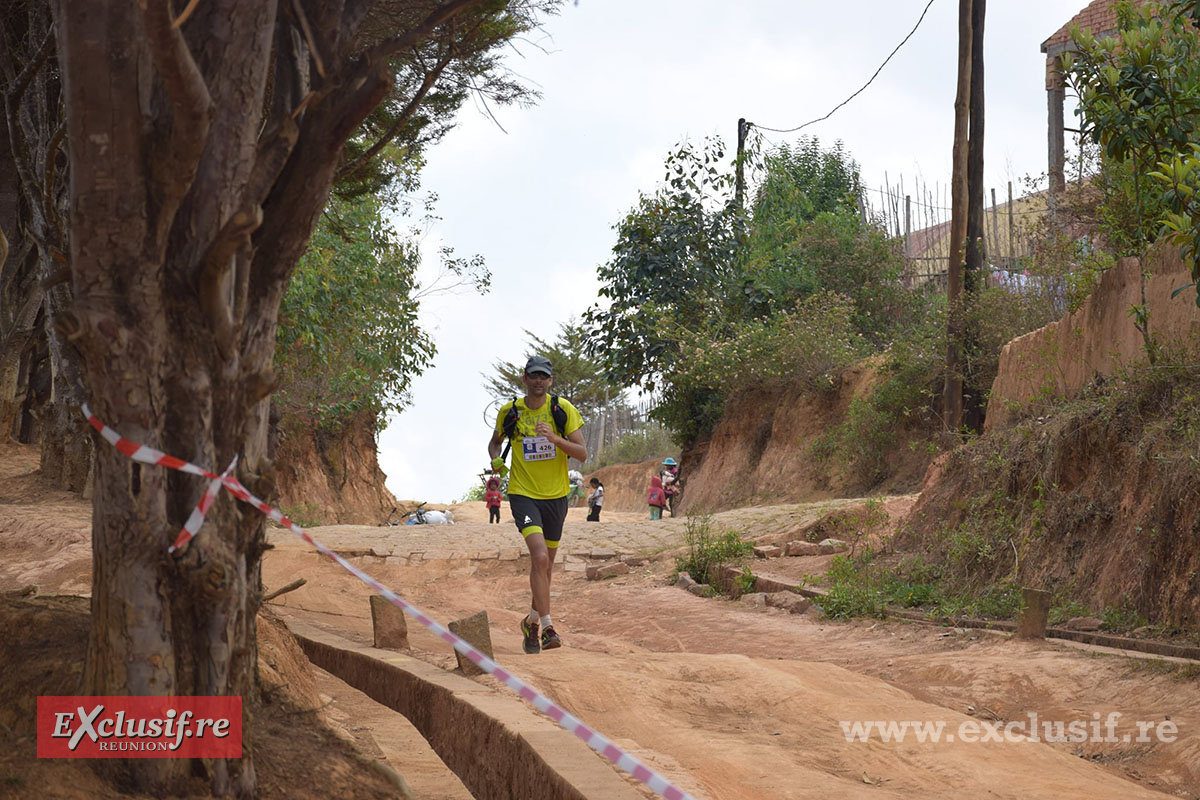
[495,396,584,499]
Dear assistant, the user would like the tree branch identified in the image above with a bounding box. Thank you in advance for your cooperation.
[198,206,263,360]
[140,0,212,209]
[246,117,301,208]
[4,31,54,114]
[362,0,486,70]
[171,0,202,29]
[290,0,327,79]
[41,119,65,239]
[334,50,452,182]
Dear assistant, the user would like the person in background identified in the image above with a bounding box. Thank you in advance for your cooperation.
[586,477,604,522]
[487,355,587,654]
[484,476,503,524]
[661,457,680,516]
[567,469,586,506]
[647,475,667,520]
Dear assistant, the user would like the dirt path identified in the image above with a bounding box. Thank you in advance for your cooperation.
[4,442,1199,799]
[262,531,1199,799]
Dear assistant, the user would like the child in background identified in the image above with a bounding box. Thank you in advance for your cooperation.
[647,475,667,520]
[485,476,503,524]
[586,478,604,522]
[661,457,679,517]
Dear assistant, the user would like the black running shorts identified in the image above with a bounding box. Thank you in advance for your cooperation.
[508,494,569,546]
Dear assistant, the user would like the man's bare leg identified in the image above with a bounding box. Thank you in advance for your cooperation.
[525,531,551,616]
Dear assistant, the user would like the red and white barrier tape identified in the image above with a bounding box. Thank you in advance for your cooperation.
[82,405,697,800]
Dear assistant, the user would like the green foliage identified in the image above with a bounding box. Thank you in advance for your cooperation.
[460,484,486,503]
[821,550,888,619]
[734,565,757,595]
[584,425,677,471]
[585,135,929,448]
[814,300,946,483]
[651,383,726,449]
[279,502,327,529]
[1066,0,1200,307]
[336,1,562,201]
[672,291,867,395]
[739,139,863,314]
[484,319,615,417]
[817,547,1028,621]
[1101,598,1150,632]
[674,514,752,584]
[583,137,743,391]
[275,191,441,428]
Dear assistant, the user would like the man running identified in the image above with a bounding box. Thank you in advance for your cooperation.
[488,355,587,653]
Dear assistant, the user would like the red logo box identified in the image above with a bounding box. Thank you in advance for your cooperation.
[37,696,242,758]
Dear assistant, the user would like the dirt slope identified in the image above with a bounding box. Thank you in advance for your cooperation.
[583,459,664,513]
[274,412,396,526]
[678,360,931,514]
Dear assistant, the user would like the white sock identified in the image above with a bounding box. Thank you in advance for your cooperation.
[528,609,539,625]
[540,614,552,629]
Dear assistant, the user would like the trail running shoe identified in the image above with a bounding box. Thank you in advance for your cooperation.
[521,617,541,654]
[541,625,562,650]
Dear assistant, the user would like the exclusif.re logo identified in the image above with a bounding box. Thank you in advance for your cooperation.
[37,696,242,758]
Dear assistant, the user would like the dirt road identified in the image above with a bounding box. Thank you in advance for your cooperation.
[3,444,1198,799]
[262,501,1200,800]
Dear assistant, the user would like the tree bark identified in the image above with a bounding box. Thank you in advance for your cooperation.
[50,1,496,795]
[943,0,973,434]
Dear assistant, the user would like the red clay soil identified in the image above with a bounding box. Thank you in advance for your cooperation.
[4,441,1200,799]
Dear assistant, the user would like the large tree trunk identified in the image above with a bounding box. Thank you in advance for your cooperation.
[55,1,276,794]
[51,1,495,795]
[0,0,89,477]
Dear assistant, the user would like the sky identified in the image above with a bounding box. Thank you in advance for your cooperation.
[376,0,1090,504]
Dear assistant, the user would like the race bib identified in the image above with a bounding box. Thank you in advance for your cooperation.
[522,435,557,462]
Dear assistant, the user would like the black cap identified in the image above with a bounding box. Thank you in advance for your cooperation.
[524,355,553,376]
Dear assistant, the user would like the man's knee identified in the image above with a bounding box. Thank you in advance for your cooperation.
[529,547,550,571]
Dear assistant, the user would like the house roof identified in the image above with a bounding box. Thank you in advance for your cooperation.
[1041,0,1146,54]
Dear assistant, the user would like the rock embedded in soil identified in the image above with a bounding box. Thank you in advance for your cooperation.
[784,541,821,557]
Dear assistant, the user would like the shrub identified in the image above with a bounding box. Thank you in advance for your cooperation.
[820,550,887,619]
[674,514,752,584]
[586,425,677,471]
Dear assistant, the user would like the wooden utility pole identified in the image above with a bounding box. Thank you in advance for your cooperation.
[963,0,986,432]
[944,0,974,434]
[736,117,748,209]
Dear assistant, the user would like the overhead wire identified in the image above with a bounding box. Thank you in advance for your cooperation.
[750,0,937,135]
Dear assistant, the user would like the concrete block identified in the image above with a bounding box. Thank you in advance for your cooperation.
[370,594,409,650]
[1018,587,1051,639]
[447,611,495,677]
[589,548,617,560]
[1065,615,1102,632]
